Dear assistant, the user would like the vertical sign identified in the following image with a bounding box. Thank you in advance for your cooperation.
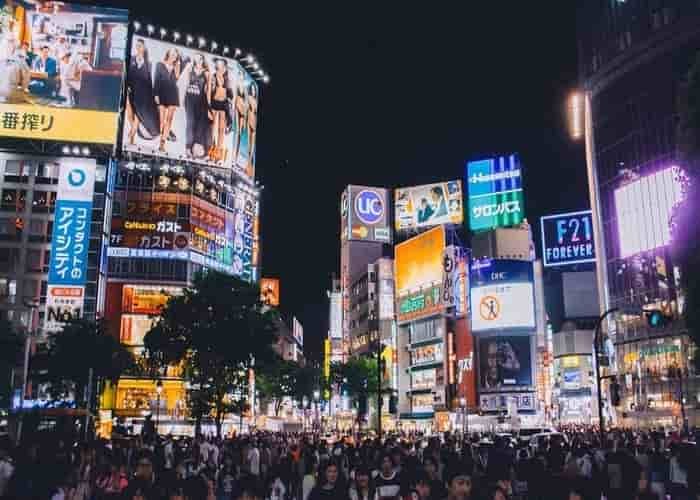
[466,155,524,231]
[45,158,97,332]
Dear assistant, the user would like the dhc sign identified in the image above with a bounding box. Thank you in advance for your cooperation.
[540,210,596,267]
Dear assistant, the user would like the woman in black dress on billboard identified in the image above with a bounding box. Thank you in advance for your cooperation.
[125,39,159,144]
[182,53,211,159]
[208,59,233,163]
[154,47,181,152]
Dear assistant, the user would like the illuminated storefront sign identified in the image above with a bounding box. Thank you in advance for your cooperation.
[45,158,96,332]
[395,180,463,233]
[344,185,392,243]
[541,210,595,267]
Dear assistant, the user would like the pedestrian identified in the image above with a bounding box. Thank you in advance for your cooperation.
[308,460,349,500]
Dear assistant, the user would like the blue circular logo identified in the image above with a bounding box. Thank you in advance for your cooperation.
[67,169,86,187]
[354,190,384,225]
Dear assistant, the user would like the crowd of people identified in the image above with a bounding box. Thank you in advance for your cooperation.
[0,426,697,500]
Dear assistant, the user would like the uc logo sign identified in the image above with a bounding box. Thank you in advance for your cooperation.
[355,190,384,225]
[67,169,87,187]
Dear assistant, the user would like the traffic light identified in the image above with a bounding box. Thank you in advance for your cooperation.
[646,309,671,328]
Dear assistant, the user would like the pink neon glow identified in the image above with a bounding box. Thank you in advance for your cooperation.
[614,167,683,258]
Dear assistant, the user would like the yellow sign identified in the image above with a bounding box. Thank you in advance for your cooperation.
[0,103,119,144]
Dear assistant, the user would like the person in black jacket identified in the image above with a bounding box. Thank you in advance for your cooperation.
[308,460,349,500]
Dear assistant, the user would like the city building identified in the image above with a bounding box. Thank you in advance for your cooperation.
[577,1,700,427]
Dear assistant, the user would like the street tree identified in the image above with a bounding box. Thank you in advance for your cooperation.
[674,51,700,369]
[41,319,136,407]
[256,359,299,417]
[144,271,278,437]
[0,319,24,409]
[331,356,378,427]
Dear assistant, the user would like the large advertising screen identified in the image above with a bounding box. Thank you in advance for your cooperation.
[469,259,535,332]
[395,180,463,232]
[614,166,683,258]
[346,185,391,243]
[541,210,595,267]
[478,335,533,390]
[395,226,445,323]
[122,35,258,181]
[0,1,128,144]
[45,158,96,332]
[466,155,524,231]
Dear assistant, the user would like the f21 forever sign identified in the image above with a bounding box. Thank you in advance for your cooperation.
[540,210,595,267]
[45,159,97,333]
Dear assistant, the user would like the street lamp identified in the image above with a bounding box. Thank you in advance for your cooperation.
[313,390,320,433]
[155,380,163,435]
[460,397,468,436]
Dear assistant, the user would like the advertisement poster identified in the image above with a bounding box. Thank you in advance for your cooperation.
[478,335,533,390]
[45,158,96,332]
[466,154,524,231]
[540,210,595,267]
[346,185,391,243]
[395,180,463,232]
[469,259,535,332]
[395,226,445,323]
[122,35,258,180]
[121,284,181,315]
[455,318,477,408]
[0,1,128,144]
[260,278,280,306]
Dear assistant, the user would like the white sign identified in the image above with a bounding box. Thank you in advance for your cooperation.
[44,285,84,333]
[470,282,535,331]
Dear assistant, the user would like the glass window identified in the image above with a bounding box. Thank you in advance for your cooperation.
[29,219,45,236]
[26,250,42,272]
[4,161,20,175]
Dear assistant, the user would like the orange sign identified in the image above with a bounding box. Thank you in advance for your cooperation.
[394,226,445,296]
[479,295,500,321]
[260,278,280,307]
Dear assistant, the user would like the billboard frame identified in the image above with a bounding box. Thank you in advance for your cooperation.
[540,210,596,267]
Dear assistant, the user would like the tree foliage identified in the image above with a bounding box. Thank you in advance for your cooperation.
[144,271,278,436]
[0,319,24,408]
[41,319,136,406]
[256,359,299,417]
[675,51,700,369]
[331,356,379,400]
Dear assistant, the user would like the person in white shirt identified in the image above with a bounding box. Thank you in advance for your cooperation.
[248,442,261,477]
[0,449,14,497]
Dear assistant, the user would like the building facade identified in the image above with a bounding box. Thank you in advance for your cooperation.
[578,0,700,427]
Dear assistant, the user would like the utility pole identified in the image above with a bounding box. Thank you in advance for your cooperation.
[594,307,618,444]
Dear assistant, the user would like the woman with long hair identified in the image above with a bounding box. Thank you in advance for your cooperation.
[208,58,233,163]
[233,66,247,166]
[182,53,211,159]
[153,47,181,152]
[125,39,159,145]
[245,81,258,177]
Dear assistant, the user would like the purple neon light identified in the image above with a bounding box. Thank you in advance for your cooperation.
[614,167,683,258]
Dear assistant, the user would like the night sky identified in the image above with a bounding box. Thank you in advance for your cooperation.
[108,2,588,360]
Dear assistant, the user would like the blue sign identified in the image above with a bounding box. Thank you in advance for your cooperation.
[354,189,384,225]
[470,259,533,287]
[48,199,92,285]
[466,155,524,231]
[540,210,595,267]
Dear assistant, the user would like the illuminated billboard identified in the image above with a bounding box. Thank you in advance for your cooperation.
[122,35,257,180]
[614,166,683,258]
[293,316,303,348]
[469,259,535,332]
[0,1,128,144]
[466,155,524,231]
[345,185,391,243]
[45,158,96,332]
[478,335,533,391]
[541,210,595,267]
[108,167,260,282]
[395,226,445,323]
[395,180,463,232]
[260,278,280,306]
